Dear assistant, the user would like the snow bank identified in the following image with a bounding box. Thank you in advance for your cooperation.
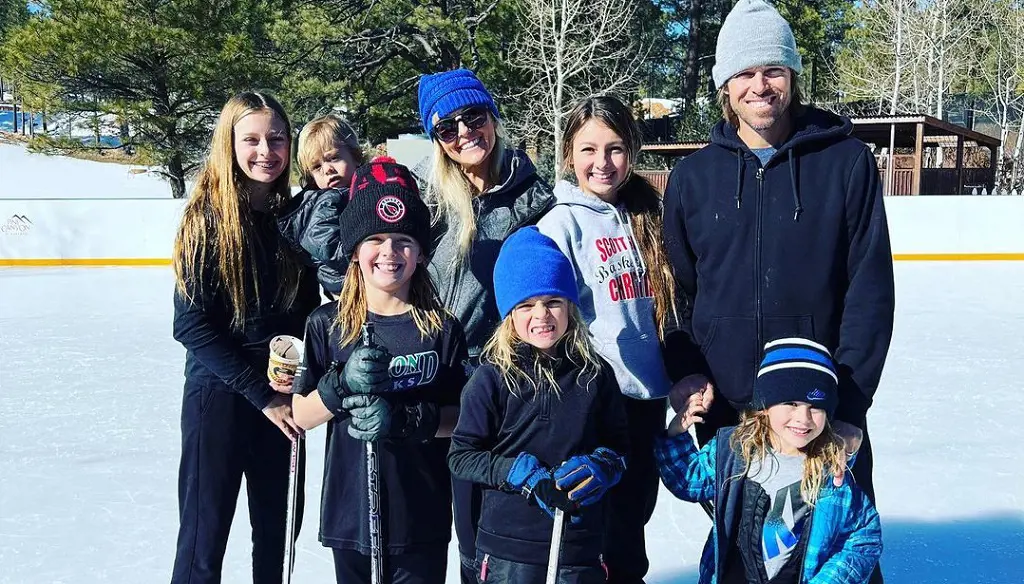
[0,142,170,199]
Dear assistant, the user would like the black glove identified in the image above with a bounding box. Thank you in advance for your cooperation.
[530,478,580,519]
[344,394,393,441]
[344,343,393,393]
[317,344,392,415]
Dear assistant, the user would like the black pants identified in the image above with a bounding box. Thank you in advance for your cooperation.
[171,383,304,584]
[602,398,666,584]
[455,477,484,584]
[697,404,882,584]
[474,551,605,584]
[332,547,447,584]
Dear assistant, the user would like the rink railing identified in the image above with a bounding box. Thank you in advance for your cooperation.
[2,196,1024,266]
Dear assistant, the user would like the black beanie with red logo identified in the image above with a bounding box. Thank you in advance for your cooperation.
[338,156,433,258]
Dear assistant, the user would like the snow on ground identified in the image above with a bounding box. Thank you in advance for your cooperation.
[0,142,169,199]
[0,262,1022,584]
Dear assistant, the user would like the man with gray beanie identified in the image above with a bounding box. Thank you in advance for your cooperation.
[662,2,894,581]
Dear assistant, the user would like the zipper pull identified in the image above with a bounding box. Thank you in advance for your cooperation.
[756,167,765,181]
[480,554,490,581]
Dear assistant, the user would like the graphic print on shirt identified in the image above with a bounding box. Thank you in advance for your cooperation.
[388,350,439,390]
[592,216,652,303]
[763,481,809,560]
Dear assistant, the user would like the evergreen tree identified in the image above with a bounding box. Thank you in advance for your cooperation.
[1,0,283,197]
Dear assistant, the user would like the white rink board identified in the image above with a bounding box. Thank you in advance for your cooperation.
[0,198,186,260]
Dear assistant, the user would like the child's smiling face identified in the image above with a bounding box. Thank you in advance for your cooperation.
[511,295,569,354]
[767,401,827,455]
[354,233,422,294]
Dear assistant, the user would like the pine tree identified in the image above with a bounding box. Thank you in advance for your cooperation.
[1,0,283,197]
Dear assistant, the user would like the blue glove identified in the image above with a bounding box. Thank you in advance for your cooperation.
[554,447,626,506]
[505,453,579,520]
[343,394,392,441]
[505,452,549,495]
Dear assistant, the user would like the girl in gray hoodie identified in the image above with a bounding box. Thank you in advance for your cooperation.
[536,95,681,584]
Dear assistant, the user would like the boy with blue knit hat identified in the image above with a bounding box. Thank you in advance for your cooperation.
[655,336,883,584]
[448,226,630,584]
[663,8,893,582]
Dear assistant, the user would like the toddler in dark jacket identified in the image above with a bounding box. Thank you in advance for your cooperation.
[448,227,629,584]
[277,114,364,296]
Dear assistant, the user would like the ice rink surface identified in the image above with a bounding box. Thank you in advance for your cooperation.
[1,262,1022,583]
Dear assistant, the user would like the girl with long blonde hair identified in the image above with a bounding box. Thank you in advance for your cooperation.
[170,92,319,584]
[415,68,554,581]
[290,158,468,584]
[656,338,882,584]
[536,94,683,582]
[448,226,629,584]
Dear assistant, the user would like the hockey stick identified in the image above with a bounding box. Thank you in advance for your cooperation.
[282,434,302,584]
[366,440,383,584]
[361,323,385,584]
[546,508,566,584]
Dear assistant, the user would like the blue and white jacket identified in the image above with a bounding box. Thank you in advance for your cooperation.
[654,427,882,584]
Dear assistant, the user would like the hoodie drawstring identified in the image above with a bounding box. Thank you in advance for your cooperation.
[734,150,744,209]
[789,149,802,221]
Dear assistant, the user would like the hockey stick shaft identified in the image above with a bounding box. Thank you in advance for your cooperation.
[282,435,302,584]
[366,440,383,584]
[546,508,565,584]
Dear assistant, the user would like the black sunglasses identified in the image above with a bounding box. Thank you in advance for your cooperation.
[432,107,490,143]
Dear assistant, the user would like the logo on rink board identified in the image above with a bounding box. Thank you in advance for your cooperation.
[1,214,32,235]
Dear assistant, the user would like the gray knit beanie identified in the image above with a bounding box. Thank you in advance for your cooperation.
[712,0,802,89]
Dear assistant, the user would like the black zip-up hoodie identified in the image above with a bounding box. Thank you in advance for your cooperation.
[173,210,320,410]
[276,187,349,295]
[448,351,629,566]
[663,107,895,424]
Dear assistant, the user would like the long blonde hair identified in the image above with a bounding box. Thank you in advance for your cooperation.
[425,113,509,267]
[173,92,301,328]
[333,259,445,347]
[560,96,678,338]
[481,303,602,398]
[729,409,848,507]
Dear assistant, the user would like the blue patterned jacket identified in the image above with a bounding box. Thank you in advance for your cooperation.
[654,427,882,584]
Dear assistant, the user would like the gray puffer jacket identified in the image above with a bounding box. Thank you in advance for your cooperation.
[423,149,554,356]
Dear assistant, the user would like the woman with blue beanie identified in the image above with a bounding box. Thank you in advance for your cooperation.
[448,226,629,584]
[416,68,554,583]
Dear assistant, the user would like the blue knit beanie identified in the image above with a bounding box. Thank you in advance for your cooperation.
[752,337,838,418]
[493,227,579,319]
[712,0,802,89]
[418,69,500,135]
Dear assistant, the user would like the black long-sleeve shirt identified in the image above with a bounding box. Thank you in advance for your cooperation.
[172,211,320,410]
